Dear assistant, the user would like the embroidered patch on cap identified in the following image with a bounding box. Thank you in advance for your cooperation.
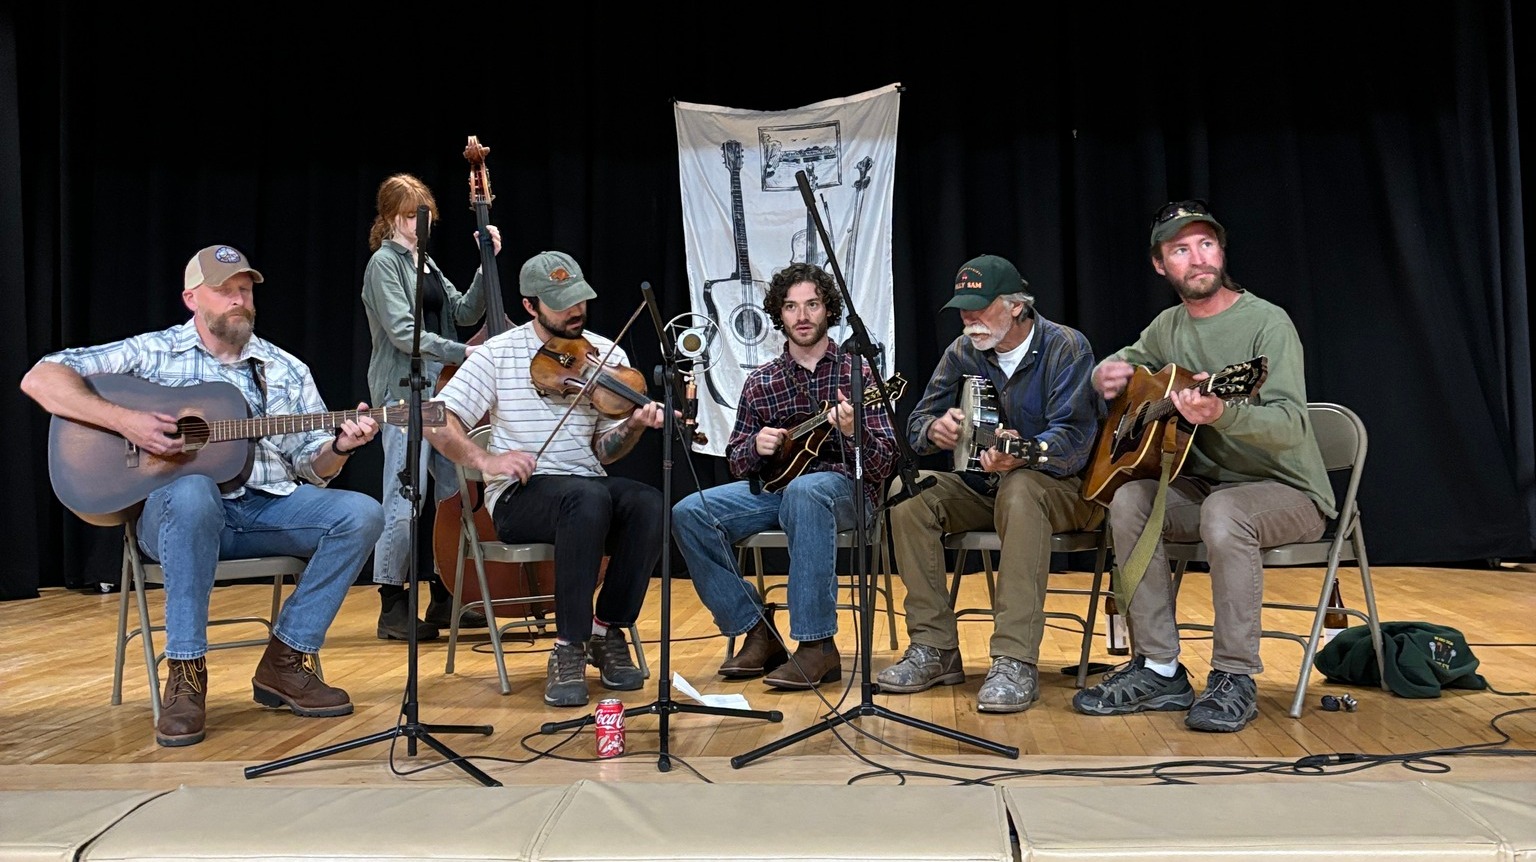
[548,266,572,282]
[214,246,242,264]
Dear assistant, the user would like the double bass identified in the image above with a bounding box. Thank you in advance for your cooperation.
[431,136,557,620]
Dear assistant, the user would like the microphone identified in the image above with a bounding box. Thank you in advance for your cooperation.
[676,327,710,359]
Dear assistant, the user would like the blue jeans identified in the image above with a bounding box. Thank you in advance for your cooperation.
[671,471,859,642]
[137,475,385,659]
[373,423,458,586]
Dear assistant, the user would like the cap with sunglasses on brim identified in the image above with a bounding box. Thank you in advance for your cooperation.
[1149,199,1226,249]
[942,254,1030,311]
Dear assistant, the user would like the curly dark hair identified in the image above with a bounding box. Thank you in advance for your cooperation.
[763,262,843,333]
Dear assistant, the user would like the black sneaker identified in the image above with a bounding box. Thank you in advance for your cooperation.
[423,596,488,630]
[1185,670,1259,732]
[1071,655,1195,716]
[588,628,644,691]
[544,641,590,707]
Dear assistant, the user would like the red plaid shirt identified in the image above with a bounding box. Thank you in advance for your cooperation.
[726,340,898,510]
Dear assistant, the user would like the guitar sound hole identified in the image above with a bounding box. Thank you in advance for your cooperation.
[730,304,769,345]
[177,417,211,450]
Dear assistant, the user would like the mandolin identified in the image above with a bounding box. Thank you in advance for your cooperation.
[758,373,906,494]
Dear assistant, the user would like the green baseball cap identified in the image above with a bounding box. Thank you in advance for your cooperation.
[519,251,597,311]
[943,254,1028,311]
[1149,199,1226,249]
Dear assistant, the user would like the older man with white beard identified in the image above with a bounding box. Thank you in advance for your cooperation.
[877,254,1103,714]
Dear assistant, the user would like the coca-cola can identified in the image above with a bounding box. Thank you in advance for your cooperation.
[594,698,625,758]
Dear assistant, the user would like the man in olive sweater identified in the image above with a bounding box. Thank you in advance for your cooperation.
[1072,200,1335,733]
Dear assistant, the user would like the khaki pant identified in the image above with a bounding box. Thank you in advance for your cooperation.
[887,470,1102,663]
[1107,477,1325,675]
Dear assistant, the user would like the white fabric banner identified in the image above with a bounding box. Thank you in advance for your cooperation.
[674,83,901,456]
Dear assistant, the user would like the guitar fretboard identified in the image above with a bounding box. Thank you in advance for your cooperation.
[209,407,392,443]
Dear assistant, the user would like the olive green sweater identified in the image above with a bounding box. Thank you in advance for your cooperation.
[1108,291,1336,518]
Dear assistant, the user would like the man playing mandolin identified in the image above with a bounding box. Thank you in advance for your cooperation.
[20,244,385,747]
[425,251,666,708]
[672,262,898,690]
[1072,201,1334,733]
[877,254,1102,713]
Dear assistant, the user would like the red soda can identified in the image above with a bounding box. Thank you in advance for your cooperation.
[594,698,625,758]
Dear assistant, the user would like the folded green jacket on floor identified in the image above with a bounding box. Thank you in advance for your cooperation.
[1313,621,1487,698]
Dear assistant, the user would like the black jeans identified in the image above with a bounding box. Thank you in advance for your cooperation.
[492,474,663,643]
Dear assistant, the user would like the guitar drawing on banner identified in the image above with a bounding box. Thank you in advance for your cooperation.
[47,373,446,526]
[1081,356,1269,506]
[758,373,907,494]
[700,140,772,407]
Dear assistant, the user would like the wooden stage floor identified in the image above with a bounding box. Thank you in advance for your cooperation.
[2,563,1533,790]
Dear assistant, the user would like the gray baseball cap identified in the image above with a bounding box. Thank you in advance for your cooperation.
[519,251,597,311]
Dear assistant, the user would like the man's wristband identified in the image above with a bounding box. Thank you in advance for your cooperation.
[331,436,352,457]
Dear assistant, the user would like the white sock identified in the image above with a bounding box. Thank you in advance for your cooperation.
[1143,657,1179,678]
[591,619,610,637]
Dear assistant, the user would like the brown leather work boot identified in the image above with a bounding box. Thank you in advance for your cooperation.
[251,638,353,717]
[764,637,842,689]
[717,608,789,679]
[156,657,208,747]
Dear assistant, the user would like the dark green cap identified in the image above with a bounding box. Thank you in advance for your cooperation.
[1149,200,1226,249]
[943,254,1029,311]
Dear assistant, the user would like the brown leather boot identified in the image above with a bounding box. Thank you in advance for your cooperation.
[251,638,353,717]
[764,637,842,689]
[156,657,207,747]
[717,608,789,679]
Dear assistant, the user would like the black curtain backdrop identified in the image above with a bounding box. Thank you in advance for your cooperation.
[1,5,1530,599]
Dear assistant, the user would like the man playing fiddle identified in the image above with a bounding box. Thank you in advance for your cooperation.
[426,251,666,708]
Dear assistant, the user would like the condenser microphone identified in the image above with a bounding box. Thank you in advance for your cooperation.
[676,327,710,359]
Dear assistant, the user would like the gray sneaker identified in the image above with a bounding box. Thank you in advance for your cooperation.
[588,627,644,691]
[544,641,590,707]
[976,656,1039,713]
[876,644,965,693]
[1185,670,1258,732]
[1071,656,1195,716]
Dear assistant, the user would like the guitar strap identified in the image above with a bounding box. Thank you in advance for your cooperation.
[1114,421,1181,613]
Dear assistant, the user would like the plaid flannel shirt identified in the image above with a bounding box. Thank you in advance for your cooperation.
[725,340,898,510]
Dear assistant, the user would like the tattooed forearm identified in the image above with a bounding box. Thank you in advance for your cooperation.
[595,418,645,464]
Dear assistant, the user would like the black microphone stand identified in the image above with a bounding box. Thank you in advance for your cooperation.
[731,172,1018,768]
[538,283,782,772]
[246,206,498,786]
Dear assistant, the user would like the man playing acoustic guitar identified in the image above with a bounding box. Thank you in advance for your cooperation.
[21,244,385,747]
[1072,201,1335,733]
[876,254,1102,713]
[672,262,898,690]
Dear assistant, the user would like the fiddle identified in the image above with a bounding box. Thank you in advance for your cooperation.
[532,336,651,419]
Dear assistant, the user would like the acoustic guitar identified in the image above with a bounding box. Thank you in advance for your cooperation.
[758,373,906,494]
[47,373,444,526]
[1081,356,1268,506]
[701,140,772,406]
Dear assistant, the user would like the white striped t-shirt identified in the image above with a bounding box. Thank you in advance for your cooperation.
[435,322,629,513]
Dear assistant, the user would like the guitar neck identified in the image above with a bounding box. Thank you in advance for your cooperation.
[1145,373,1228,420]
[210,407,389,443]
[730,166,752,282]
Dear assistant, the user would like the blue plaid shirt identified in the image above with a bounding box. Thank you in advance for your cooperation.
[907,314,1101,479]
[40,320,335,496]
[726,340,898,510]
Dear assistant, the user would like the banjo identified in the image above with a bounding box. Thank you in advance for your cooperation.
[953,375,1047,476]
